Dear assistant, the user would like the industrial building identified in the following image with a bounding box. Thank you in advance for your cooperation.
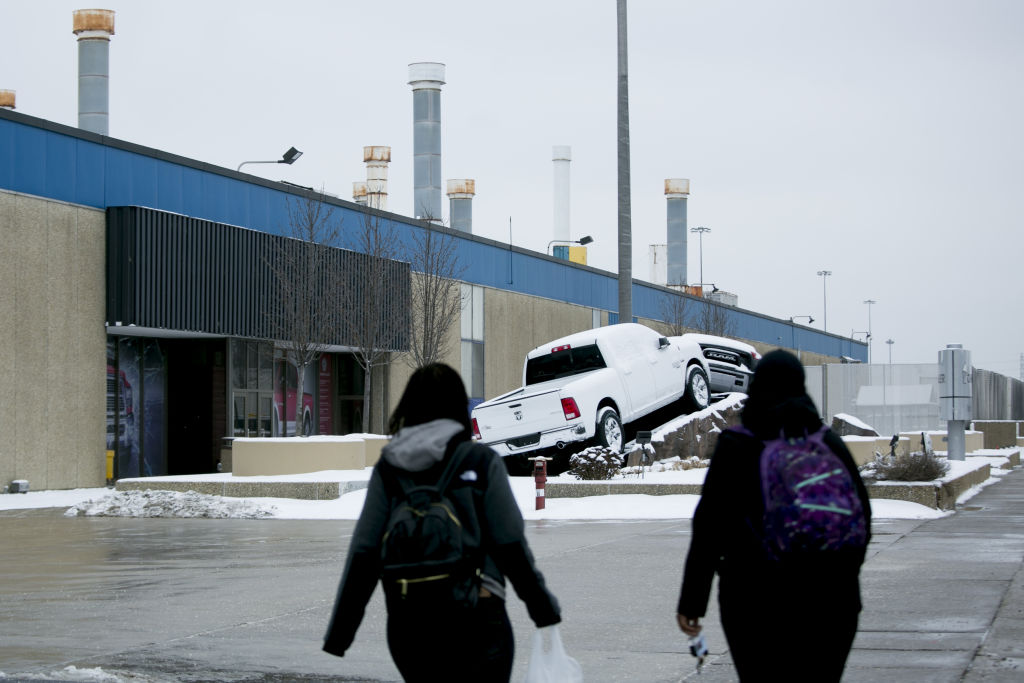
[0,10,862,490]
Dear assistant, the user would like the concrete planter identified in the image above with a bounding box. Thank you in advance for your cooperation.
[866,461,991,510]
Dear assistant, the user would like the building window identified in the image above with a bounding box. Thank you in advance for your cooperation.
[461,284,485,406]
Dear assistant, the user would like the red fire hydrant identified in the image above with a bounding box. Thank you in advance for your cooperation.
[529,456,553,510]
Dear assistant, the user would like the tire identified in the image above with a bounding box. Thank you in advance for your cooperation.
[682,366,711,413]
[596,407,624,453]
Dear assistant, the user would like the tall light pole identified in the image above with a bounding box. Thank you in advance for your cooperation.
[863,299,876,363]
[691,226,711,287]
[616,0,632,324]
[817,270,832,332]
[886,338,895,364]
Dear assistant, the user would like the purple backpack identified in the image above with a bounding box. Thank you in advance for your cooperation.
[735,425,868,559]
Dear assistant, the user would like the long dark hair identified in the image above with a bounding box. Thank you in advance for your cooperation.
[387,363,473,436]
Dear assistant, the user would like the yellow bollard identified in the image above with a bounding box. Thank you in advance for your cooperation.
[106,450,114,486]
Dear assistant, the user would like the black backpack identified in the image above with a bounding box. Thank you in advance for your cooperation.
[379,441,481,609]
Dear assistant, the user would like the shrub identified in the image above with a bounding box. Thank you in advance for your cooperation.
[874,451,950,482]
[567,446,623,480]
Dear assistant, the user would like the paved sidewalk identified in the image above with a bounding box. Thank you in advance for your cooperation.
[848,469,1024,682]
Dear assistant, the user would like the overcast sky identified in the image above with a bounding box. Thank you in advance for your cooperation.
[4,1,1022,374]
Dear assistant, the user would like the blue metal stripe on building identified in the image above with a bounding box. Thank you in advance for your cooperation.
[0,109,865,362]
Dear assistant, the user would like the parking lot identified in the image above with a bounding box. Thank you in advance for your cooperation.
[1,470,1022,682]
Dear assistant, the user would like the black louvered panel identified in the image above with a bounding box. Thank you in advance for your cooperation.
[105,206,410,347]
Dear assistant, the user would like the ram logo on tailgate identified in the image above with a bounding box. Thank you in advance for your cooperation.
[514,410,523,421]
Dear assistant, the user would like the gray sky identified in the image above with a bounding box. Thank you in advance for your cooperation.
[4,1,1022,374]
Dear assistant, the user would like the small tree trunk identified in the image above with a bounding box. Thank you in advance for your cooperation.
[362,364,373,434]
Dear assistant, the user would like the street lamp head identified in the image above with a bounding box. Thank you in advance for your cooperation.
[817,270,832,277]
[578,235,594,246]
[280,147,303,164]
[690,226,711,234]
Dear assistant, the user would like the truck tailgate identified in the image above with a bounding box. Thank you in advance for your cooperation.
[474,386,565,445]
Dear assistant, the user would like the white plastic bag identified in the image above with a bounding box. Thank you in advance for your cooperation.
[523,625,583,683]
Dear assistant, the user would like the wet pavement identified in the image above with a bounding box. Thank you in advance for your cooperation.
[1,470,1022,682]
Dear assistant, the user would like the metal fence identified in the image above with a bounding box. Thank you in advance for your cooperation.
[805,363,1024,437]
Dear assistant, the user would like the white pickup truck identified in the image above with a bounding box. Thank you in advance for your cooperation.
[470,323,711,459]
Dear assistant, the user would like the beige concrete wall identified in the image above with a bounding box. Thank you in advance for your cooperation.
[971,421,1020,449]
[232,437,368,476]
[0,191,106,490]
[483,288,596,399]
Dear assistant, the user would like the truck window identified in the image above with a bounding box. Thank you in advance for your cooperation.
[525,344,606,385]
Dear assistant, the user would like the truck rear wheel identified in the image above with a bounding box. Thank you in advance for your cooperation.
[596,408,623,453]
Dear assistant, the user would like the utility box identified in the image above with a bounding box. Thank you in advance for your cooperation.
[938,344,972,421]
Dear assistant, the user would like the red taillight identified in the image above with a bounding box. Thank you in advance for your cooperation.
[471,417,481,440]
[561,397,581,421]
[552,344,571,353]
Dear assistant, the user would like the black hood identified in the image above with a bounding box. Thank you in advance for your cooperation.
[740,349,823,439]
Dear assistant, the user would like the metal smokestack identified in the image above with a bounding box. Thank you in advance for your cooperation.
[352,182,368,206]
[446,179,475,233]
[364,146,391,211]
[72,9,115,135]
[407,62,445,222]
[0,90,15,109]
[665,179,690,286]
[552,146,571,244]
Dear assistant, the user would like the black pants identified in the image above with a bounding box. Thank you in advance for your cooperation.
[720,599,859,682]
[386,596,514,682]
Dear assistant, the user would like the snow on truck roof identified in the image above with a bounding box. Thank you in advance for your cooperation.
[525,323,658,359]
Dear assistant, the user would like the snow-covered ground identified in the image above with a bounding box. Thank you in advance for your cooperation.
[3,393,1014,522]
[1,461,990,521]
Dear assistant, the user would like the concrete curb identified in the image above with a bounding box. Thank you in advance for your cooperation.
[548,461,997,510]
[115,479,369,500]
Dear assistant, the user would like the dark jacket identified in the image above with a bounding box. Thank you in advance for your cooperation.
[324,419,560,657]
[677,396,872,619]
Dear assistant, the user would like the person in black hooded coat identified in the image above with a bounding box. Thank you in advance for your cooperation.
[323,363,560,682]
[676,350,871,682]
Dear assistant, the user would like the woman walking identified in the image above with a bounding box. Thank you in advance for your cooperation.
[324,363,560,682]
[677,350,871,681]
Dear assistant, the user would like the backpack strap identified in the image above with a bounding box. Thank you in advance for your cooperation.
[434,440,473,493]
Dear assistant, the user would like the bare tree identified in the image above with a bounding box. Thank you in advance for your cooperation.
[339,210,408,433]
[659,290,690,336]
[404,223,465,369]
[693,298,737,338]
[266,191,341,436]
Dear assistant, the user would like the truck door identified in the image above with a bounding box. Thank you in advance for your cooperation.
[609,328,658,415]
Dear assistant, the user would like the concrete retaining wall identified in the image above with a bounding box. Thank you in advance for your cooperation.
[231,435,388,476]
[867,461,991,510]
[550,460,994,511]
[116,478,369,500]
[972,421,1021,449]
[546,481,704,498]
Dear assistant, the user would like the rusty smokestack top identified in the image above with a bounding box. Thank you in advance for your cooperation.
[72,9,115,135]
[446,179,475,233]
[363,145,391,211]
[0,90,15,110]
[408,62,445,222]
[665,178,690,286]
